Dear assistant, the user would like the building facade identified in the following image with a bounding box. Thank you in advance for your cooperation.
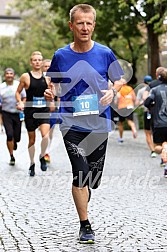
[0,0,21,37]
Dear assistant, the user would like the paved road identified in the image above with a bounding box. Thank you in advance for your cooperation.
[0,123,167,252]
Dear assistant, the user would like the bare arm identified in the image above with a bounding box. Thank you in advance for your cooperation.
[132,89,136,103]
[16,73,28,110]
[142,90,149,101]
[45,76,51,86]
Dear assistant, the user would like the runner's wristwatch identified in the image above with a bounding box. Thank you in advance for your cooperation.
[111,88,117,97]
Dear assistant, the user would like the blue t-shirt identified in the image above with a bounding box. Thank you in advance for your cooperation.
[47,41,123,132]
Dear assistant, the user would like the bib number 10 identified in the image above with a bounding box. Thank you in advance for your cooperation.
[80,101,90,109]
[72,94,99,116]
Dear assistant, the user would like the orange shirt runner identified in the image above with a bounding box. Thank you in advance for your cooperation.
[117,84,136,110]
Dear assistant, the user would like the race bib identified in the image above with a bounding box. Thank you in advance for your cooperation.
[32,96,46,108]
[127,105,134,109]
[72,94,99,117]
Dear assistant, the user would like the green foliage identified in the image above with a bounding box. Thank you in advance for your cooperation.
[0,0,167,79]
[0,0,65,76]
[0,37,21,77]
[45,0,148,83]
[135,107,144,129]
[45,0,166,81]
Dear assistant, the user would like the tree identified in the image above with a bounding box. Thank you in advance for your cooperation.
[1,0,166,80]
[45,0,167,81]
[119,0,167,78]
[0,0,65,76]
[42,0,147,83]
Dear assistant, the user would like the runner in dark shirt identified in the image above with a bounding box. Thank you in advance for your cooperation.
[144,67,167,177]
[16,51,50,176]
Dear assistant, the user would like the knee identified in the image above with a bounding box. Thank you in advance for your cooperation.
[72,170,89,188]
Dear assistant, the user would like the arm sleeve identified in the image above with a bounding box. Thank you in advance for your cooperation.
[145,85,151,92]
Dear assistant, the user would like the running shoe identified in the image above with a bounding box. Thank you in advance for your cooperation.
[151,151,157,158]
[40,156,47,171]
[79,225,95,244]
[9,156,15,166]
[133,131,137,139]
[160,159,165,167]
[118,138,124,143]
[44,153,50,163]
[29,163,35,177]
[164,165,167,178]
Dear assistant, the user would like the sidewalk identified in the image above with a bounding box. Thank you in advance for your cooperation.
[0,124,167,252]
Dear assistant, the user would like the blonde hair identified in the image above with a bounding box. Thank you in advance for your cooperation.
[156,67,165,76]
[69,4,96,23]
[159,68,167,82]
[42,59,51,72]
[43,59,51,64]
[30,51,43,61]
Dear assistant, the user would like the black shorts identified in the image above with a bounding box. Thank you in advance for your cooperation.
[153,127,167,144]
[63,130,108,189]
[2,111,21,142]
[118,108,133,122]
[143,111,155,131]
[144,111,152,130]
[24,108,50,131]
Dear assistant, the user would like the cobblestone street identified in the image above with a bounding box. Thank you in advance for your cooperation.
[0,124,167,252]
